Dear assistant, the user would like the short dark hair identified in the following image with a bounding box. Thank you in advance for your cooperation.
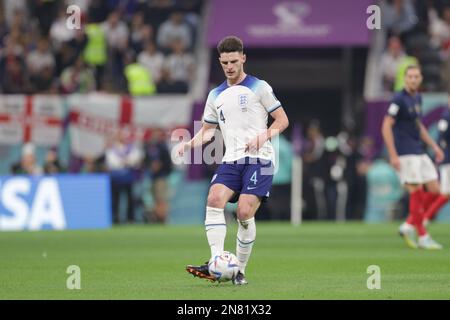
[217,36,244,54]
[404,64,421,75]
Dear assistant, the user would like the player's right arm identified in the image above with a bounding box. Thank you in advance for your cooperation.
[176,122,217,157]
[177,90,219,157]
[381,111,400,171]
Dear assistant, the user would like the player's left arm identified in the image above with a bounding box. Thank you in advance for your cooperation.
[266,107,289,139]
[246,107,289,153]
[246,81,289,153]
[419,121,444,163]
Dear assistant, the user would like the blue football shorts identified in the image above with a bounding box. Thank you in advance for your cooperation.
[210,157,274,203]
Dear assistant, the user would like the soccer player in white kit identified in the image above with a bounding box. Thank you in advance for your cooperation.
[178,36,289,284]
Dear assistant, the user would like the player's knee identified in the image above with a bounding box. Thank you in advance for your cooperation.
[237,204,254,221]
[207,193,225,208]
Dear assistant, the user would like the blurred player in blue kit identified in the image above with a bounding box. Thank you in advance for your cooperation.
[382,65,444,249]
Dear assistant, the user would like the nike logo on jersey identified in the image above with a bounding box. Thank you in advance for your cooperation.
[216,103,224,109]
[247,186,258,190]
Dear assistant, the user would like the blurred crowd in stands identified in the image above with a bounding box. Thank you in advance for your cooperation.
[0,0,199,225]
[0,0,201,95]
[300,121,374,221]
[5,119,388,223]
[11,127,173,224]
[3,0,449,224]
[380,0,450,93]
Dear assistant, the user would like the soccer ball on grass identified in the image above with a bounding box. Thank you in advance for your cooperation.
[208,251,239,282]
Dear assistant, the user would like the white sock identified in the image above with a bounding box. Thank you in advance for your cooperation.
[205,207,226,258]
[419,234,430,242]
[236,217,256,275]
[401,222,415,231]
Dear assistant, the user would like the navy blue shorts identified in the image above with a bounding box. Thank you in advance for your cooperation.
[211,157,274,203]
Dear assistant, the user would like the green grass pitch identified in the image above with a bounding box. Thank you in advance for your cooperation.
[1,222,450,299]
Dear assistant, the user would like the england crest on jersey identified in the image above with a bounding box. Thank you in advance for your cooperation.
[238,94,248,112]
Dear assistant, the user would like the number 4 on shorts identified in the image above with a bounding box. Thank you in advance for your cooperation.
[250,171,258,185]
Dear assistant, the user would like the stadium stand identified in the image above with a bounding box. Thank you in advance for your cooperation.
[1,0,450,227]
[366,0,450,98]
[0,0,203,95]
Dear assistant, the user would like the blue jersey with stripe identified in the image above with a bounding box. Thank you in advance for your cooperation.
[386,89,424,156]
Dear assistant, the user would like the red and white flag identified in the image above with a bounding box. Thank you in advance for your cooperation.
[68,93,193,158]
[0,95,64,146]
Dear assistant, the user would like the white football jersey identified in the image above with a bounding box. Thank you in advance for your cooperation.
[202,75,281,163]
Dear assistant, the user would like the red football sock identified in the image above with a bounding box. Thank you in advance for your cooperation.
[424,195,449,220]
[406,190,419,226]
[408,189,427,236]
[422,191,439,209]
[406,190,439,225]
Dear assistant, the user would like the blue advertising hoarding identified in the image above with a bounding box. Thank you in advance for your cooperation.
[0,174,111,231]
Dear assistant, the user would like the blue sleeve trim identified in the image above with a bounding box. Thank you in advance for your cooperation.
[204,118,219,124]
[237,237,255,245]
[268,103,282,113]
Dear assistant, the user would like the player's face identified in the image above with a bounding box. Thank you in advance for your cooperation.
[404,69,422,92]
[219,52,246,82]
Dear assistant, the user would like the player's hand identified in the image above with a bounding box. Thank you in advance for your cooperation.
[176,141,191,157]
[245,134,267,154]
[433,145,444,164]
[390,155,401,171]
